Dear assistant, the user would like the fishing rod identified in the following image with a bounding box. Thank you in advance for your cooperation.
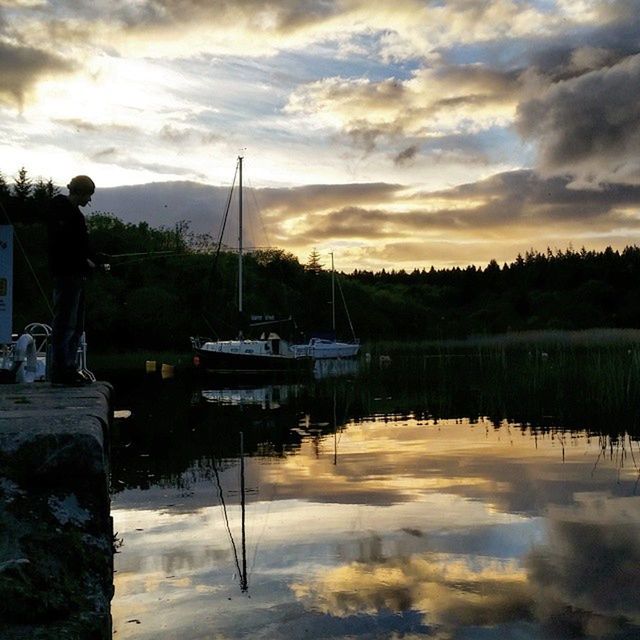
[99,250,189,270]
[104,250,178,259]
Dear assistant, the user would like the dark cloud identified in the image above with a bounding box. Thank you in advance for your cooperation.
[91,171,640,255]
[296,206,393,241]
[423,170,640,225]
[0,41,72,107]
[54,119,138,134]
[256,182,403,216]
[517,55,640,185]
[394,144,419,166]
[344,124,387,154]
[91,147,118,161]
[115,0,340,34]
[159,124,222,145]
[281,171,640,245]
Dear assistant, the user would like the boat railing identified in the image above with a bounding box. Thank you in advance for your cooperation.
[23,322,52,355]
[190,336,211,349]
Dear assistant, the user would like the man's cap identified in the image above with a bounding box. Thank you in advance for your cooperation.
[68,175,95,194]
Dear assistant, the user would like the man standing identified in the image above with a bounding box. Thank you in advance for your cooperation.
[47,175,96,386]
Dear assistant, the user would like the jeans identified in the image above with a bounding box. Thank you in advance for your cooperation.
[51,275,86,379]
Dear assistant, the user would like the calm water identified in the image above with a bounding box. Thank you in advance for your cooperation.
[108,352,640,639]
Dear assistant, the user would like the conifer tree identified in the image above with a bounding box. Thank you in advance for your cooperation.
[12,167,32,201]
[32,177,59,201]
[45,178,59,199]
[32,178,49,201]
[306,247,323,274]
[0,172,10,200]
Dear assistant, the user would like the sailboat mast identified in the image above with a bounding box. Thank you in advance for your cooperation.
[238,156,243,315]
[331,251,336,332]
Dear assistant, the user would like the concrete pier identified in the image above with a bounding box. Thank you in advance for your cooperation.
[0,382,113,639]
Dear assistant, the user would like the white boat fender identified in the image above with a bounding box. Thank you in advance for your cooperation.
[14,333,39,383]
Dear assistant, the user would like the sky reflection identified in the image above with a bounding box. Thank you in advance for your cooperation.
[112,416,640,639]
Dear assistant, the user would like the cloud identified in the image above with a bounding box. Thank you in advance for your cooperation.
[53,118,139,134]
[394,145,419,166]
[0,40,72,107]
[4,0,638,194]
[517,54,640,186]
[256,182,403,215]
[293,549,532,629]
[89,148,201,179]
[292,494,640,637]
[526,494,640,634]
[263,171,640,248]
[90,169,640,270]
[285,65,521,153]
[91,146,118,161]
[159,124,222,146]
[13,0,567,60]
[48,0,352,59]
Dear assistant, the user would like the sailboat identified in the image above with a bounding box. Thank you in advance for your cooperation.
[292,253,360,360]
[191,156,309,374]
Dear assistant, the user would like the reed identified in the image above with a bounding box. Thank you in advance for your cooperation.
[360,332,640,437]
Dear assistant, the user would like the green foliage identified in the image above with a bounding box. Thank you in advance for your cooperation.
[87,212,189,257]
[6,177,640,349]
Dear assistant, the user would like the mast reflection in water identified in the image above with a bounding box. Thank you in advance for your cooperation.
[109,349,640,640]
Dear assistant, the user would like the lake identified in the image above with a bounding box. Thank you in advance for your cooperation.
[107,345,640,639]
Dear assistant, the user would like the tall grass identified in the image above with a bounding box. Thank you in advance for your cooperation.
[359,330,640,437]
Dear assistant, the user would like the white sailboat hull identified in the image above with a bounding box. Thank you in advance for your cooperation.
[192,335,311,373]
[293,338,360,360]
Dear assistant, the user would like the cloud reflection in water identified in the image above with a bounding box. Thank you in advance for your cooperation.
[112,417,640,639]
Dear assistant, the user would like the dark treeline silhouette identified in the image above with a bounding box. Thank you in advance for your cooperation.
[3,168,640,349]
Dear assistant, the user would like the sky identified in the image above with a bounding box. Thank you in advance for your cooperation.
[1,0,640,271]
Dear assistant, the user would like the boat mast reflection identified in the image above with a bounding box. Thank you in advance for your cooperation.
[211,430,249,593]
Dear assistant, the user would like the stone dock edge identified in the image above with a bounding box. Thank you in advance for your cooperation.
[0,381,114,640]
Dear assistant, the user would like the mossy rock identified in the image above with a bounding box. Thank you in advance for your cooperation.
[0,486,112,631]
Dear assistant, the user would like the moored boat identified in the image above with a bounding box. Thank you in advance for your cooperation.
[292,337,359,360]
[292,253,360,360]
[191,156,310,374]
[192,333,310,374]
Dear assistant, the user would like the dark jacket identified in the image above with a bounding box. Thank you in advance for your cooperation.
[47,195,92,276]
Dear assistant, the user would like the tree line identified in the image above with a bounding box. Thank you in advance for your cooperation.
[3,168,640,349]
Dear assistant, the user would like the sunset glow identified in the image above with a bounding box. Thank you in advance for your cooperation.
[2,1,640,269]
